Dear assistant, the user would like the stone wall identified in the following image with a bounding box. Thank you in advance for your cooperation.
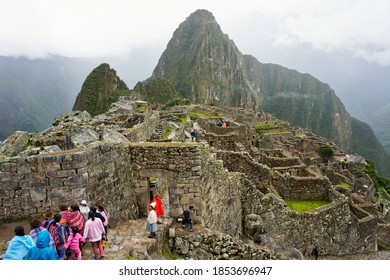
[216,151,272,194]
[172,227,278,260]
[200,151,243,238]
[128,142,202,220]
[260,155,301,167]
[377,223,390,249]
[241,183,378,256]
[123,111,160,142]
[271,176,332,200]
[0,143,138,225]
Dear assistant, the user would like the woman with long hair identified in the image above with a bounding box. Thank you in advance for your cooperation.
[83,211,105,259]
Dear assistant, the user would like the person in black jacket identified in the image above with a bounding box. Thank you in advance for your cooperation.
[90,206,105,224]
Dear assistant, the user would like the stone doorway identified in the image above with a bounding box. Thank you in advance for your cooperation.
[138,169,177,218]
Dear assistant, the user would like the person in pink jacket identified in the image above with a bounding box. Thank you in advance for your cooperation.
[83,211,106,259]
[66,227,85,260]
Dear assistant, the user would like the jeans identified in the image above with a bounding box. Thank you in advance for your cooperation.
[56,248,66,260]
[182,221,193,230]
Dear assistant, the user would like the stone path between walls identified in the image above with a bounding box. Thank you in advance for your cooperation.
[82,219,173,260]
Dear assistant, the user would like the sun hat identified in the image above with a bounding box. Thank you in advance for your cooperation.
[150,202,157,208]
[81,200,87,205]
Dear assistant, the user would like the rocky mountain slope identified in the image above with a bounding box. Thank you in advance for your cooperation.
[150,9,390,177]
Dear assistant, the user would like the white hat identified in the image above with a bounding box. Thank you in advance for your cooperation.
[150,202,157,208]
[81,200,87,205]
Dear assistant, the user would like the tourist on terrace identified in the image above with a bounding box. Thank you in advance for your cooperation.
[29,219,56,250]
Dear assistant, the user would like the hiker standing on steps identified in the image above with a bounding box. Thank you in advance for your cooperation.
[146,202,158,238]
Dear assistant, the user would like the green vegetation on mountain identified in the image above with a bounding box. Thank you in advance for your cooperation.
[150,9,390,177]
[73,63,131,116]
[133,77,178,104]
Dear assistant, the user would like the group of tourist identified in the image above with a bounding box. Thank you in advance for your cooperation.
[3,200,109,260]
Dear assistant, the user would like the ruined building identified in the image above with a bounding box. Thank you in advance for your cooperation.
[1,97,390,258]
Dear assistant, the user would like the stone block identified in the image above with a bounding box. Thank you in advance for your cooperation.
[64,173,88,186]
[30,187,46,202]
[57,169,76,178]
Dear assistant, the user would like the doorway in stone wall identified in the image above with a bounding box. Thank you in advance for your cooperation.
[148,176,170,217]
[139,169,178,218]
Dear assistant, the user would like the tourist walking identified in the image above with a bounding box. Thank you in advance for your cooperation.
[66,227,85,260]
[49,213,69,260]
[83,211,106,259]
[24,230,57,260]
[151,194,164,224]
[90,206,106,225]
[146,202,158,238]
[97,204,109,236]
[3,226,34,260]
[182,206,194,232]
[312,246,319,260]
[67,205,85,234]
[79,200,90,221]
[29,219,56,250]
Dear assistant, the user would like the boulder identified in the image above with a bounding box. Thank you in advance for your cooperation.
[0,131,29,157]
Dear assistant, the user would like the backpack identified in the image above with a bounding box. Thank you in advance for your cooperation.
[50,223,68,247]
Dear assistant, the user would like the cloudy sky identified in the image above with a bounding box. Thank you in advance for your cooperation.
[1,0,390,66]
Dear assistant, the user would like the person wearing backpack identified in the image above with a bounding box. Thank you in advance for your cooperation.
[49,213,68,260]
[83,211,106,259]
[182,205,194,232]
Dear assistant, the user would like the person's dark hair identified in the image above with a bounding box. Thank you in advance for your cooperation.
[189,205,194,210]
[72,227,79,235]
[90,206,97,213]
[54,213,61,223]
[88,211,95,221]
[30,219,41,229]
[97,205,105,212]
[71,205,80,212]
[14,226,25,236]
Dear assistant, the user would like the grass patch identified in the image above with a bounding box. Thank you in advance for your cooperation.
[136,103,147,112]
[340,181,351,188]
[285,200,330,212]
[160,246,185,260]
[162,127,173,140]
[297,133,306,138]
[189,111,219,119]
[124,253,136,260]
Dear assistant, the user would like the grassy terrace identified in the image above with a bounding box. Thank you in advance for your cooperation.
[285,200,330,212]
[189,111,219,119]
[254,122,286,134]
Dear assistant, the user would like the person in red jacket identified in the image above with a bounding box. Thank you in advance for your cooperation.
[151,194,164,224]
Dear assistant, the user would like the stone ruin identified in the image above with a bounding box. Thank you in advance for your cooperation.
[1,97,389,258]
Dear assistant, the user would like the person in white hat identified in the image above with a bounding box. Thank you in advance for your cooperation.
[146,202,158,238]
[79,200,90,221]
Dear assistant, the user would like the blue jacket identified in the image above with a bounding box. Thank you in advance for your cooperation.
[3,235,35,260]
[24,230,57,260]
